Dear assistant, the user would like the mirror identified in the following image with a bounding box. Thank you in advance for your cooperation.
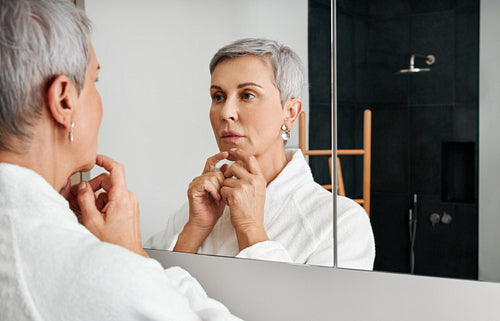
[334,0,500,282]
[85,0,338,266]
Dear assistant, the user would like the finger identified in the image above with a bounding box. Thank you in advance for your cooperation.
[220,163,229,173]
[190,172,225,199]
[59,177,72,199]
[95,155,127,197]
[76,181,104,228]
[227,148,262,175]
[87,173,112,192]
[203,151,230,174]
[220,186,236,205]
[222,176,241,188]
[95,191,109,212]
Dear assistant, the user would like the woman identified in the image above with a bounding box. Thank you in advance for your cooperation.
[0,1,239,319]
[147,38,375,269]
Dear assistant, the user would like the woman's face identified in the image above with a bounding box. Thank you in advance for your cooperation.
[73,43,103,171]
[209,55,286,158]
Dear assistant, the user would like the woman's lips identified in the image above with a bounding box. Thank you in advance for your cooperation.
[221,131,243,144]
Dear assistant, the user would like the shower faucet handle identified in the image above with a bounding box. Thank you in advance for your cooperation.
[429,211,452,227]
[430,213,441,227]
[441,212,452,225]
[425,55,436,65]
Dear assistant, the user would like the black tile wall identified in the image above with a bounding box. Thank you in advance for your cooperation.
[413,195,477,279]
[332,0,479,280]
[409,11,455,105]
[454,11,479,104]
[371,192,411,273]
[410,0,455,14]
[308,0,332,185]
[357,17,409,105]
[371,105,409,194]
[410,105,453,196]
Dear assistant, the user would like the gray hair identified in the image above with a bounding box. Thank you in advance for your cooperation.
[209,38,305,104]
[0,0,91,153]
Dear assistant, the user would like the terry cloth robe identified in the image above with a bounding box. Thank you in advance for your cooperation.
[0,163,241,321]
[146,149,375,269]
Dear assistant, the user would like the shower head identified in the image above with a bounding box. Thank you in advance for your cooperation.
[394,67,431,74]
[394,54,435,75]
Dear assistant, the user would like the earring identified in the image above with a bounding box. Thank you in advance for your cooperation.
[69,122,75,142]
[281,124,290,141]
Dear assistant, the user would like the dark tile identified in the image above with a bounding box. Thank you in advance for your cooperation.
[309,5,332,105]
[371,192,412,273]
[310,0,331,8]
[454,11,479,103]
[409,11,455,105]
[441,142,476,203]
[309,103,332,185]
[410,0,454,14]
[356,17,410,105]
[337,0,369,15]
[455,0,479,13]
[337,12,354,105]
[368,0,410,18]
[413,195,477,279]
[410,105,453,196]
[452,103,478,142]
[370,105,410,194]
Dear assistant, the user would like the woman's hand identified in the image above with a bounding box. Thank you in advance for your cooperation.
[221,148,269,251]
[174,151,229,253]
[75,155,148,257]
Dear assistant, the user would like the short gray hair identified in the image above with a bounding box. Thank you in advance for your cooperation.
[209,38,305,104]
[0,0,91,152]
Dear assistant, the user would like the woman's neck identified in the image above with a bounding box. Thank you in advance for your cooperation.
[0,131,73,193]
[255,143,289,186]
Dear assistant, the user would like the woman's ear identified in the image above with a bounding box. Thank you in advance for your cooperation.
[46,75,76,130]
[283,98,302,128]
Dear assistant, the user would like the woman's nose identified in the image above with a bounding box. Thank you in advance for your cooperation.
[220,98,238,121]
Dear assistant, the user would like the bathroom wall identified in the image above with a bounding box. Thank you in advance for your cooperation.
[337,0,479,278]
[479,0,500,282]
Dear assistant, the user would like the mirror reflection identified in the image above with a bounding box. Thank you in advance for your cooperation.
[145,38,336,266]
[86,0,372,267]
[335,0,488,280]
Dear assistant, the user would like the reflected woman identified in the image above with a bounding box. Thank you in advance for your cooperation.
[147,38,375,269]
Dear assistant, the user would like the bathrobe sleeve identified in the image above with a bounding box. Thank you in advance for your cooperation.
[144,203,189,250]
[336,196,375,270]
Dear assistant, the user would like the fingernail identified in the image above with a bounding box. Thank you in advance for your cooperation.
[79,181,86,191]
[230,148,237,152]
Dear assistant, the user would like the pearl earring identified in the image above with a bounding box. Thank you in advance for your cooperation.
[69,122,75,142]
[281,124,290,141]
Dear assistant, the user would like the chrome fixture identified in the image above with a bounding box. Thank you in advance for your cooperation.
[394,53,436,74]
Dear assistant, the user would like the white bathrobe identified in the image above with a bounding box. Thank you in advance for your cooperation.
[0,163,241,321]
[146,149,375,269]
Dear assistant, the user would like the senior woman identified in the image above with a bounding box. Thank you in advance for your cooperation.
[147,38,375,269]
[0,1,240,320]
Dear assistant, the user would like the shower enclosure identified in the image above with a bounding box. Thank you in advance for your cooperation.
[336,0,479,279]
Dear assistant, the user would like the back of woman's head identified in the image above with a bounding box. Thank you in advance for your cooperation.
[209,38,306,105]
[0,0,91,153]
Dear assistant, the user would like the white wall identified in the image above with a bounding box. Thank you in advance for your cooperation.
[479,0,500,282]
[85,0,308,241]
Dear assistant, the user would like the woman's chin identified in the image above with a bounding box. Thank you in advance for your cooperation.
[79,159,96,173]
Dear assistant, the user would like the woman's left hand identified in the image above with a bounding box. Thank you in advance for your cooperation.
[221,148,269,251]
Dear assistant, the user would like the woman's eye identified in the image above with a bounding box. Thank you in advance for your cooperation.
[213,94,224,101]
[242,93,255,100]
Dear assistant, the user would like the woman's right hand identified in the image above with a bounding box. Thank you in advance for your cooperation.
[173,151,229,253]
[76,155,148,257]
